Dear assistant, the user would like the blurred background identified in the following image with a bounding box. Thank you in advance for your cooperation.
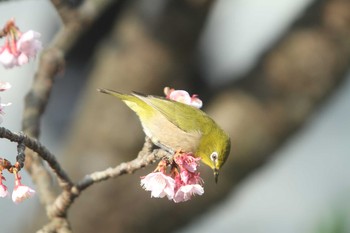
[0,0,349,232]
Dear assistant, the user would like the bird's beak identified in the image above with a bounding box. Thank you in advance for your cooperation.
[214,169,219,183]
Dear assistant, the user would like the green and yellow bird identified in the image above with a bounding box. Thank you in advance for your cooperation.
[98,88,231,182]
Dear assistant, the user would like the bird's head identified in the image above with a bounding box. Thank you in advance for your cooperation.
[196,129,231,183]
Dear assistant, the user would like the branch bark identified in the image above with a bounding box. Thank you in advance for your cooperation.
[0,127,72,188]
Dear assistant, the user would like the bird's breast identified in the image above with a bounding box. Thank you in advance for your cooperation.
[141,114,202,153]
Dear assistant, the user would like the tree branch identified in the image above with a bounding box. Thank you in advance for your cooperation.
[0,127,73,189]
[44,138,170,230]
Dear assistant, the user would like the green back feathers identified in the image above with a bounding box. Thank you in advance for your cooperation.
[135,94,214,134]
[99,88,214,135]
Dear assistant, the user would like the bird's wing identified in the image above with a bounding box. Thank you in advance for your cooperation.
[134,94,212,134]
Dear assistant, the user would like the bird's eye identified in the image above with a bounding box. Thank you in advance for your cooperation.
[210,152,218,162]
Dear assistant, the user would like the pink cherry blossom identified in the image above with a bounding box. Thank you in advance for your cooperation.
[173,184,204,203]
[17,30,42,58]
[0,183,8,198]
[174,152,200,173]
[0,175,8,198]
[12,184,35,203]
[11,172,35,203]
[140,172,175,199]
[169,90,192,105]
[0,20,42,68]
[140,153,205,203]
[164,87,203,108]
[172,153,204,202]
[0,47,17,68]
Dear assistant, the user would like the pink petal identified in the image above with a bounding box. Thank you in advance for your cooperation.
[169,90,192,105]
[12,185,35,203]
[174,153,200,173]
[177,168,203,185]
[166,88,203,108]
[140,172,175,199]
[0,184,8,198]
[0,48,17,68]
[173,184,204,203]
[179,170,189,184]
[17,53,29,65]
[190,97,203,108]
[17,30,42,58]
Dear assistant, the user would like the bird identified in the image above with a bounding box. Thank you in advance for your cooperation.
[98,88,231,182]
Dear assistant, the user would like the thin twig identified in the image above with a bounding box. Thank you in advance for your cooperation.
[76,138,164,191]
[0,127,73,188]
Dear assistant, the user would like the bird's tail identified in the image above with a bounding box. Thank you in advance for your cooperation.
[97,88,128,100]
[97,88,153,118]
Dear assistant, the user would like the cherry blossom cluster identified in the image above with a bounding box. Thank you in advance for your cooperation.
[0,158,35,203]
[164,87,203,108]
[141,152,204,203]
[0,19,41,69]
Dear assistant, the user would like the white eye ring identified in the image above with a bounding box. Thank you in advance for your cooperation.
[210,152,218,162]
